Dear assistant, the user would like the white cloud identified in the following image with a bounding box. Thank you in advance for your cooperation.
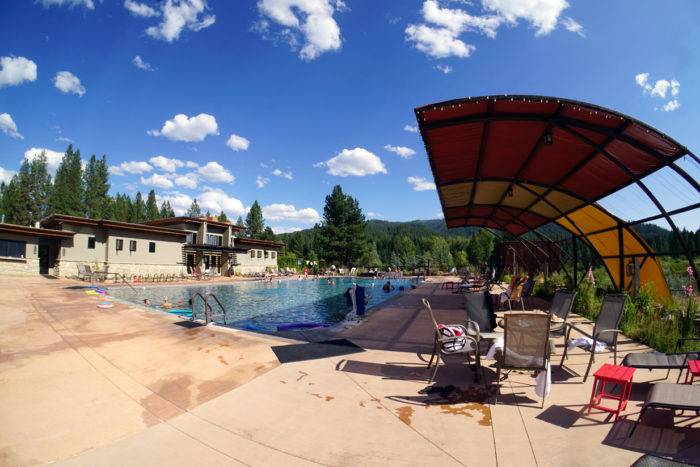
[39,0,94,9]
[24,147,65,176]
[366,211,384,219]
[404,124,418,133]
[174,172,199,189]
[316,147,387,177]
[0,113,23,139]
[149,155,184,172]
[198,189,246,216]
[262,203,321,223]
[434,64,452,74]
[256,0,344,60]
[53,71,86,96]
[197,161,234,183]
[156,192,193,215]
[185,160,199,168]
[561,16,584,37]
[109,160,153,176]
[124,0,158,17]
[141,173,174,189]
[226,133,250,151]
[143,0,216,42]
[635,73,681,112]
[56,136,73,143]
[132,55,155,71]
[0,56,37,88]
[256,175,270,188]
[272,168,293,180]
[149,113,218,142]
[384,144,416,159]
[0,166,17,184]
[408,175,436,191]
[663,99,680,112]
[271,226,303,234]
[406,0,575,59]
[482,0,569,36]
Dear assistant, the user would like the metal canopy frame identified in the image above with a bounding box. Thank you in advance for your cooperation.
[416,95,700,296]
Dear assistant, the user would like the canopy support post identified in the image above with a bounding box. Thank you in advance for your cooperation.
[618,222,625,293]
[572,234,578,289]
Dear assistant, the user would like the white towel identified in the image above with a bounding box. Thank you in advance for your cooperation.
[485,337,504,360]
[567,337,606,353]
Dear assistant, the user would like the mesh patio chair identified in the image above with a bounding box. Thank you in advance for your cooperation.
[504,276,528,310]
[463,292,500,341]
[629,383,700,437]
[494,312,552,408]
[622,337,700,383]
[548,289,576,336]
[559,293,627,382]
[422,298,483,383]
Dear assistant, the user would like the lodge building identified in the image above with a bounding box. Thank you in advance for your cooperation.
[0,214,283,277]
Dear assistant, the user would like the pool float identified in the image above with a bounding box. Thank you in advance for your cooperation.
[167,308,192,316]
[85,290,99,295]
[242,324,269,332]
[97,302,113,309]
[276,322,329,331]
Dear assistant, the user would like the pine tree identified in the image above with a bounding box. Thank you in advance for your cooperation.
[218,210,228,222]
[145,190,159,221]
[13,160,32,225]
[0,176,25,224]
[49,145,84,216]
[261,226,276,241]
[83,154,110,219]
[159,200,175,218]
[245,201,265,238]
[131,192,146,223]
[205,210,211,218]
[187,199,202,217]
[110,193,129,221]
[315,185,367,267]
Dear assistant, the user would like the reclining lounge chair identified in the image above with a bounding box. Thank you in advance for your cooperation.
[622,338,700,383]
[629,382,700,436]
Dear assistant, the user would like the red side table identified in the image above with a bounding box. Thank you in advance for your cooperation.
[685,360,700,384]
[588,363,636,421]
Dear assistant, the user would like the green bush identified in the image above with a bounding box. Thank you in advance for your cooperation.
[533,272,566,299]
[572,279,601,319]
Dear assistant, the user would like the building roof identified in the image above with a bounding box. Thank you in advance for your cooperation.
[416,95,690,235]
[235,237,285,248]
[0,223,75,239]
[144,216,244,230]
[41,214,188,237]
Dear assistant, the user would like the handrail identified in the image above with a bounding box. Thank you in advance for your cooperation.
[205,293,228,325]
[191,292,212,323]
[110,272,137,292]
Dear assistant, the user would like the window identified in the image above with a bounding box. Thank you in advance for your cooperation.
[250,250,255,258]
[87,237,95,249]
[264,250,269,259]
[186,232,197,244]
[129,240,137,252]
[0,239,26,258]
[149,242,156,253]
[115,239,123,251]
[271,252,276,259]
[205,234,222,246]
[257,250,262,259]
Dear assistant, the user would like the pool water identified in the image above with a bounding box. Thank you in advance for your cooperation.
[109,277,417,332]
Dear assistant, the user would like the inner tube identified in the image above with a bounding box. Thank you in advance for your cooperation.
[276,322,329,331]
[167,309,192,316]
[97,302,113,309]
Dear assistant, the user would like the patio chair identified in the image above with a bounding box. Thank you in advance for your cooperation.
[494,312,552,408]
[76,264,92,281]
[622,337,700,383]
[422,298,483,383]
[463,292,500,341]
[503,276,527,310]
[632,454,697,466]
[629,382,700,436]
[559,293,627,382]
[548,289,576,336]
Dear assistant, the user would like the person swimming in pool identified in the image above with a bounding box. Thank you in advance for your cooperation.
[161,297,173,309]
[382,281,394,292]
[143,298,150,306]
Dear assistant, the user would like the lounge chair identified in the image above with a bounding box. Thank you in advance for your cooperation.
[548,289,576,336]
[494,312,552,408]
[629,383,700,436]
[632,454,697,466]
[76,264,92,281]
[559,293,627,382]
[622,338,700,383]
[503,276,527,310]
[422,298,483,383]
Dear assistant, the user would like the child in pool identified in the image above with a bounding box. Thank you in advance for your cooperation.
[161,297,173,309]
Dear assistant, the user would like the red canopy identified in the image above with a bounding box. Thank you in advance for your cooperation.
[415,95,689,236]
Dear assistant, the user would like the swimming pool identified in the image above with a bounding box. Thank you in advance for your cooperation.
[109,277,416,332]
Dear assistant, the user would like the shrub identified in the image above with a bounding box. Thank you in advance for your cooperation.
[533,272,565,300]
[572,279,601,319]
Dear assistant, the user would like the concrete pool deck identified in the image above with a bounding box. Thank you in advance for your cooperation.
[1,276,698,466]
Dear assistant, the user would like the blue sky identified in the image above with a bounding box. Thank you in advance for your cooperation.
[0,0,698,233]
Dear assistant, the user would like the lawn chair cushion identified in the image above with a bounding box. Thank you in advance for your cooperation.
[644,383,700,411]
[622,352,700,370]
[437,324,467,353]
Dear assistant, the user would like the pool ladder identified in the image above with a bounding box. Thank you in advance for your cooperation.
[191,292,228,325]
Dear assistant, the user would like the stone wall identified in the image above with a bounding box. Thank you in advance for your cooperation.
[57,260,185,279]
[0,257,40,276]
